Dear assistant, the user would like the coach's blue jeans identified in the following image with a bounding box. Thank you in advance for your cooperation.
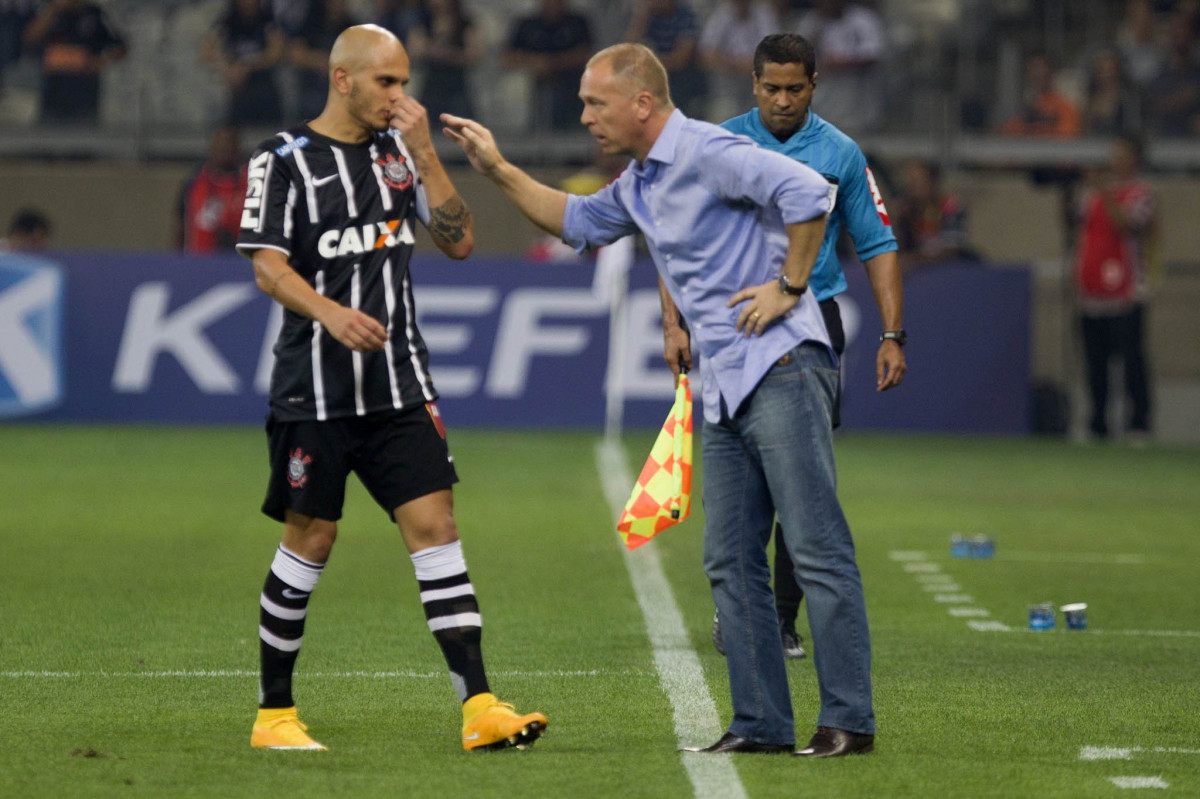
[702,342,874,744]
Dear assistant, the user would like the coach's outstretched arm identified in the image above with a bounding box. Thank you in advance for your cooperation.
[441,114,568,237]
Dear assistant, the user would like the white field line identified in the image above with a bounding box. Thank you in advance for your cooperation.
[1108,776,1170,789]
[890,550,992,630]
[0,669,629,679]
[967,620,1012,632]
[1099,630,1200,639]
[1085,745,1200,792]
[887,551,929,561]
[888,550,1194,639]
[932,594,974,603]
[994,552,1149,565]
[595,440,746,799]
[1081,746,1200,760]
[976,628,1200,639]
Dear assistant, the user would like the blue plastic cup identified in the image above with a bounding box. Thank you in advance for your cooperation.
[970,535,995,559]
[1028,602,1055,630]
[1061,603,1088,630]
[951,534,971,558]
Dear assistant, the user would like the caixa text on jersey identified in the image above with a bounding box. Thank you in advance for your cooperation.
[317,220,416,259]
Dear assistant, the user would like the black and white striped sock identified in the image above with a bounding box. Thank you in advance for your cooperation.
[412,540,489,702]
[258,545,324,708]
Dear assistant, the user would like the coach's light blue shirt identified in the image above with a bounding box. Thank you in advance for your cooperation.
[562,110,834,423]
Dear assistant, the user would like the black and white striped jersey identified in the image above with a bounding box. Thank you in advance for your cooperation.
[237,124,438,422]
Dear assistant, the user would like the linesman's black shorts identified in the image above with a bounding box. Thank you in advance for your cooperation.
[263,403,459,523]
[818,298,845,429]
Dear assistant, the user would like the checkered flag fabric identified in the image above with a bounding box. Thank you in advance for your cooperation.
[617,372,693,549]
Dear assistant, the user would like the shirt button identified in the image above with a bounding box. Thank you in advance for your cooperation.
[655,220,661,227]
[682,287,689,293]
[694,322,702,329]
[664,254,671,260]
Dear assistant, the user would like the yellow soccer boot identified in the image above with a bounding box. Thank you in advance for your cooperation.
[461,693,547,752]
[251,707,328,751]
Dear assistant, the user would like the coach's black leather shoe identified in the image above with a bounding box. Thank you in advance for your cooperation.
[682,732,793,754]
[793,726,875,757]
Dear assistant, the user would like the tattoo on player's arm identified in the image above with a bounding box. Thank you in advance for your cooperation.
[428,195,471,244]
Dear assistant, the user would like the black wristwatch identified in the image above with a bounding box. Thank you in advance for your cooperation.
[777,273,808,297]
[880,329,907,347]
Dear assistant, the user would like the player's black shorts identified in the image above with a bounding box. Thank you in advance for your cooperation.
[262,403,459,523]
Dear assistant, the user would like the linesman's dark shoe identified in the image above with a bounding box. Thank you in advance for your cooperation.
[793,726,874,757]
[682,732,793,754]
[780,625,807,660]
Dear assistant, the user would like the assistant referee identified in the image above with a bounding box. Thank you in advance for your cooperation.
[236,24,546,753]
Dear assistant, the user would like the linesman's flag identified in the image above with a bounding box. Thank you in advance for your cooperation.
[617,371,693,549]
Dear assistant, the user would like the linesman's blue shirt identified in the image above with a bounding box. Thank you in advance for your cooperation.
[722,108,897,301]
[562,110,834,422]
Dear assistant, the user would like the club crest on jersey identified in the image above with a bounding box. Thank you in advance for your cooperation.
[287,447,312,488]
[376,153,412,191]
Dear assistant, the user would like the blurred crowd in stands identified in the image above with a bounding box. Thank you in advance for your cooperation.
[1000,0,1200,139]
[0,0,1197,141]
[0,206,52,250]
[1,0,1187,271]
[0,0,1192,278]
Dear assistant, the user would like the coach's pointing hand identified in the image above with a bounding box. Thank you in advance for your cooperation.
[440,114,567,237]
[441,114,504,177]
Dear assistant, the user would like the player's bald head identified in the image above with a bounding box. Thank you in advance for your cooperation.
[329,23,405,74]
[586,44,672,107]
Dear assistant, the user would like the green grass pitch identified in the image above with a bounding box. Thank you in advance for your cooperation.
[1,425,1198,797]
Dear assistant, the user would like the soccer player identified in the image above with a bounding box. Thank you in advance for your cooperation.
[693,33,905,660]
[235,24,546,752]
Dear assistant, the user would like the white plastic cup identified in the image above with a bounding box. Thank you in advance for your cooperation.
[1060,603,1088,630]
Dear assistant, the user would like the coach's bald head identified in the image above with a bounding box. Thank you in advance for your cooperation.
[579,44,674,162]
[586,43,673,109]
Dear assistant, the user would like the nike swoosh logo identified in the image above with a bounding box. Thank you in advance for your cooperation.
[281,588,309,600]
[463,732,480,741]
[311,173,339,187]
